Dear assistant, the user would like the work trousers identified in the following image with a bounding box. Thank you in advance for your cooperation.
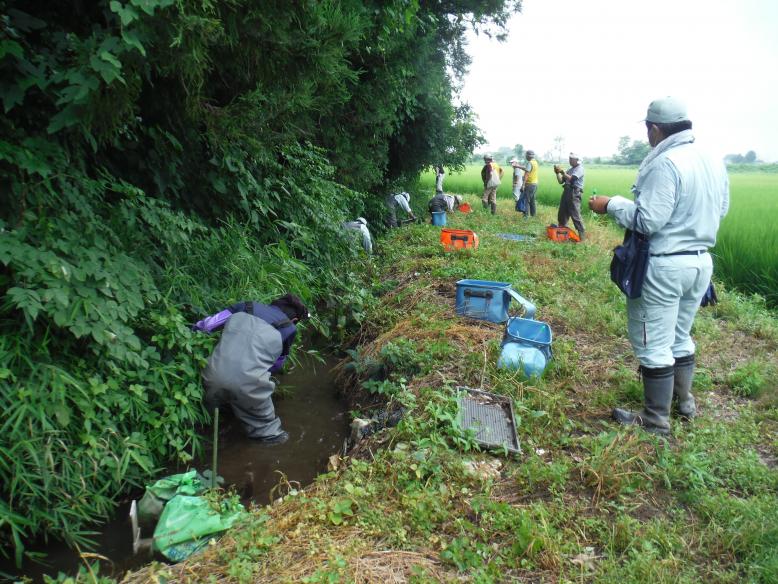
[482,186,498,206]
[523,183,538,217]
[626,253,712,368]
[558,186,584,235]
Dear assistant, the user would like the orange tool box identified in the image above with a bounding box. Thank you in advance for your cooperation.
[441,228,479,250]
[546,225,581,243]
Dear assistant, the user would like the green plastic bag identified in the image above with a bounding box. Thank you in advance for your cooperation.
[153,495,245,562]
[137,470,207,525]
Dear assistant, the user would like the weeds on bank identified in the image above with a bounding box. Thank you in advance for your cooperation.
[121,195,777,584]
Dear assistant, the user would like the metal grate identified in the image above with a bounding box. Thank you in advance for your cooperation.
[496,233,535,242]
[457,387,520,455]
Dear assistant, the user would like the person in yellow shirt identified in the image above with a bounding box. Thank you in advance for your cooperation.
[480,154,504,215]
[516,150,539,218]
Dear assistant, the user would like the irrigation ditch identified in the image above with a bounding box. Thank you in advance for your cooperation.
[8,192,778,583]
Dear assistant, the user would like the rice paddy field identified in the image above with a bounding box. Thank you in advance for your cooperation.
[421,164,778,306]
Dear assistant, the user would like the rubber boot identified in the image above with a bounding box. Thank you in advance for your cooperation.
[482,201,488,210]
[490,202,497,215]
[578,228,585,242]
[673,354,696,419]
[612,365,674,435]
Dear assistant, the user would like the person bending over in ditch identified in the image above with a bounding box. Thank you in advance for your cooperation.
[588,96,729,436]
[193,295,309,373]
[196,295,309,444]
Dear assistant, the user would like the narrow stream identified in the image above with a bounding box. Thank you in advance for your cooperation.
[1,352,349,582]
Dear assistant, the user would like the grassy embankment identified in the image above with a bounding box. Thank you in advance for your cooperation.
[437,164,778,306]
[122,182,778,583]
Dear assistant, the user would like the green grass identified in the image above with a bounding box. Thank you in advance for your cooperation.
[122,186,778,584]
[420,164,778,306]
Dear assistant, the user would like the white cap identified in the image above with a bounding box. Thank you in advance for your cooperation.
[645,96,689,123]
[568,152,581,160]
[402,192,410,201]
[454,195,463,204]
[356,217,368,226]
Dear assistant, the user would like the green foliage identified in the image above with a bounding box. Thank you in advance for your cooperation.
[614,136,651,165]
[727,359,776,398]
[0,0,526,564]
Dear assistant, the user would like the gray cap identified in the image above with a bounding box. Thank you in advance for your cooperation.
[526,150,535,158]
[483,153,493,160]
[645,96,689,124]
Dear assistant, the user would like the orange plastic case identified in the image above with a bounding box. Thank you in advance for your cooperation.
[458,202,472,213]
[546,225,580,243]
[441,228,479,250]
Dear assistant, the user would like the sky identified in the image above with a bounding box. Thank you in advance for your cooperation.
[460,0,778,162]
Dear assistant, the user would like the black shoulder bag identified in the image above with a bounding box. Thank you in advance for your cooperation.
[610,211,650,299]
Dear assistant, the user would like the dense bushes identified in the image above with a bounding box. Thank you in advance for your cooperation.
[0,0,520,562]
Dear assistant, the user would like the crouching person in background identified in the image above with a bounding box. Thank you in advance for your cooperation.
[342,217,373,254]
[428,193,463,214]
[385,191,416,227]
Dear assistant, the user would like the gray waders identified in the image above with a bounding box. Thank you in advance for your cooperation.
[202,312,286,441]
[613,365,674,435]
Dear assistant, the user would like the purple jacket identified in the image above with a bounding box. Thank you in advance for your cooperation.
[193,301,297,372]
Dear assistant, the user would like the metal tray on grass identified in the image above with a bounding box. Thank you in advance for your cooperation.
[457,386,520,455]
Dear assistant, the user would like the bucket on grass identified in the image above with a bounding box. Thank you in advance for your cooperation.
[497,316,553,377]
[431,211,447,226]
[497,343,547,378]
[455,279,535,323]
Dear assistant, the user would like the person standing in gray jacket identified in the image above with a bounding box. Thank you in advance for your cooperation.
[589,96,729,435]
[555,153,586,240]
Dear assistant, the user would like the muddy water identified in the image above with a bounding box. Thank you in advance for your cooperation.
[203,352,349,503]
[1,353,348,582]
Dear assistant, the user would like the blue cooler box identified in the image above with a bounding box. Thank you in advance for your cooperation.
[455,279,536,323]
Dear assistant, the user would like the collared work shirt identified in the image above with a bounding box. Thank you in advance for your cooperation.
[566,164,584,191]
[607,133,729,256]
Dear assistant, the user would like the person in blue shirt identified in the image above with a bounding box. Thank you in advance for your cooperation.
[589,97,729,435]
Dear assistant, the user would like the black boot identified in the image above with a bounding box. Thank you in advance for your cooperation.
[490,202,497,215]
[673,354,696,419]
[613,365,674,435]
